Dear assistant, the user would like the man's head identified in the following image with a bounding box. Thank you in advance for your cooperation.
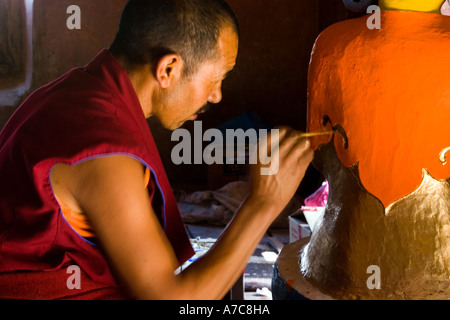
[110,0,238,76]
[110,0,239,129]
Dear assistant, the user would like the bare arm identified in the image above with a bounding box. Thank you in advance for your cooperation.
[50,127,313,299]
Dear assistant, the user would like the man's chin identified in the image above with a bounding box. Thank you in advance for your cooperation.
[166,116,199,131]
[170,121,188,131]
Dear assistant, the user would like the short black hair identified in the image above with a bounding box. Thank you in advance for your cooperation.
[109,0,239,76]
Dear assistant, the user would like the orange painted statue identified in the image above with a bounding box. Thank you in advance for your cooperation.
[308,0,450,208]
[300,0,450,299]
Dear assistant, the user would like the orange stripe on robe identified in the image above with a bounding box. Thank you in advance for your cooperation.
[57,167,152,239]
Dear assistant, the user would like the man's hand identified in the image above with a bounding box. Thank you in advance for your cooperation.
[248,126,314,220]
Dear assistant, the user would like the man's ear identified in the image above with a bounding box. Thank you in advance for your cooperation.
[155,54,184,89]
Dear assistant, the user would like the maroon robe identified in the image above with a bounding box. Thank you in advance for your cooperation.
[0,49,194,299]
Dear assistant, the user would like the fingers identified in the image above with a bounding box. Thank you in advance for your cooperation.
[252,127,314,176]
[275,126,314,161]
[247,127,314,215]
[297,144,314,169]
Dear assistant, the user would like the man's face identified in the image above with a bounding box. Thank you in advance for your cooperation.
[154,27,238,130]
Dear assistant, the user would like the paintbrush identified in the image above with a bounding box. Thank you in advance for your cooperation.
[298,130,335,138]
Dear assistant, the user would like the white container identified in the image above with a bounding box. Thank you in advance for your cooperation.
[301,206,325,233]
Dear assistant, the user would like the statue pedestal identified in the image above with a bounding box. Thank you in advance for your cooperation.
[272,237,333,300]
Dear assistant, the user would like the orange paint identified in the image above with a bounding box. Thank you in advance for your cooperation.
[307,11,450,208]
[286,279,294,293]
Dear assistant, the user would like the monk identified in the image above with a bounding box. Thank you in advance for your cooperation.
[0,0,313,300]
